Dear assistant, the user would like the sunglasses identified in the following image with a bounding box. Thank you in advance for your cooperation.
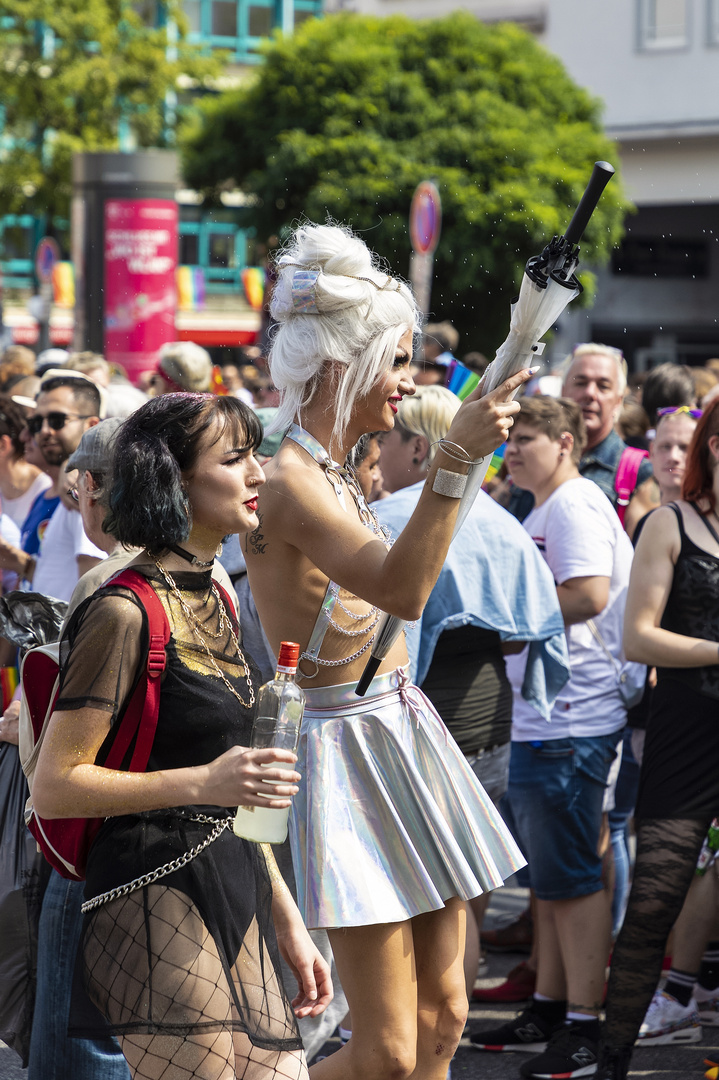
[656,406,703,420]
[27,412,92,436]
[66,487,79,504]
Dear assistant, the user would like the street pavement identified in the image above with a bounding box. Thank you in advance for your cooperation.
[2,879,717,1077]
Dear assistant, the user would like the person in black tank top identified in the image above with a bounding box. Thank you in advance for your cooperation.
[598,399,719,1078]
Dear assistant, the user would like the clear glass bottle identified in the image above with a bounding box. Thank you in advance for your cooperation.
[233,641,305,844]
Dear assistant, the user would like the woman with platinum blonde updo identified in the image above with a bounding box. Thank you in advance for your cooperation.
[245,222,531,1080]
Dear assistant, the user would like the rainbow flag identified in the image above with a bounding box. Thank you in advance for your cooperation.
[52,261,75,307]
[0,666,19,711]
[482,442,506,490]
[444,360,481,401]
[176,266,206,311]
[242,266,265,310]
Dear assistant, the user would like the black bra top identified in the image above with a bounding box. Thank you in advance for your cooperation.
[658,502,719,699]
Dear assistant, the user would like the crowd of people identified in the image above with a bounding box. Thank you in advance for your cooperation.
[0,221,717,1080]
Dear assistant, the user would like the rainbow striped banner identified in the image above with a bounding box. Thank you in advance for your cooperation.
[0,666,19,711]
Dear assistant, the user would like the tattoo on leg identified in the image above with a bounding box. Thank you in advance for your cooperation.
[248,512,268,555]
[567,1002,602,1015]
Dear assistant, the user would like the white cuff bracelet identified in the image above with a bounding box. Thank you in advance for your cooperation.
[432,468,467,498]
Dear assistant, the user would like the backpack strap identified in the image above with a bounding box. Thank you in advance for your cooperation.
[614,446,649,527]
[98,569,170,773]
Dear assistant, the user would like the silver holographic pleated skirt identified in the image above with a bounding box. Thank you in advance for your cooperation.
[289,667,526,929]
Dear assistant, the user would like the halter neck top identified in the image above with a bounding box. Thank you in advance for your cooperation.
[285,424,387,679]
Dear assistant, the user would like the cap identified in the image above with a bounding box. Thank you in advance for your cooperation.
[66,416,124,475]
[157,342,213,393]
[277,641,300,672]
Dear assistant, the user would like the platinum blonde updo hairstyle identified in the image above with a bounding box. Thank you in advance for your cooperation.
[268,222,420,446]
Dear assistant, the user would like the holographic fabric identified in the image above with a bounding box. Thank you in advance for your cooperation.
[291,270,321,314]
[289,667,526,930]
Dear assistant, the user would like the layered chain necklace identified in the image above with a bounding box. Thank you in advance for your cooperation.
[152,555,255,709]
[287,424,391,672]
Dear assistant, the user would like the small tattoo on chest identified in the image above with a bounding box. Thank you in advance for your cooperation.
[248,512,268,555]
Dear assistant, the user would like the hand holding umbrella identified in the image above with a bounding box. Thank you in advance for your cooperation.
[356,161,615,696]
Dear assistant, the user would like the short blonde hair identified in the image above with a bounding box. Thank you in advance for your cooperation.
[395,385,460,468]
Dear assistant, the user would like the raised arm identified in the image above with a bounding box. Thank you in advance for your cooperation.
[623,505,719,667]
[266,368,534,622]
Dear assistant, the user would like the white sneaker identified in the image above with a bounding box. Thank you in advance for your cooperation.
[695,983,719,1027]
[636,989,701,1046]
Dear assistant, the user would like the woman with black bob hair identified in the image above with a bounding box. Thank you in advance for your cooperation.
[33,392,332,1080]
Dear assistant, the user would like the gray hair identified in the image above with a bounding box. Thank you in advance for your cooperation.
[267,223,419,448]
[561,342,628,397]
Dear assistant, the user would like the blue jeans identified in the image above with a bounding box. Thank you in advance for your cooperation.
[28,871,129,1080]
[608,727,641,936]
[506,734,620,901]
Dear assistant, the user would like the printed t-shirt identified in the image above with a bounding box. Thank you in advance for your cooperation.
[33,503,107,602]
[506,477,633,741]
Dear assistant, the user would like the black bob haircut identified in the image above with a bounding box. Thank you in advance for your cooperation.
[107,393,263,551]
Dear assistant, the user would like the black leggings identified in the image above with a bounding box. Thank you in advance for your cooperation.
[602,816,711,1051]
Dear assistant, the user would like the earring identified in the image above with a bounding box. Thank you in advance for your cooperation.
[412,457,419,465]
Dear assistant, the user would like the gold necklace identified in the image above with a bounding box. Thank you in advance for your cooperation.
[152,555,255,709]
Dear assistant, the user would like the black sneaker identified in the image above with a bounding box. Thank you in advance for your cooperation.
[594,1046,632,1080]
[470,1007,559,1053]
[519,1022,599,1078]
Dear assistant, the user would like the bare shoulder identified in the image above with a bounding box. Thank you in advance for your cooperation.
[635,503,681,561]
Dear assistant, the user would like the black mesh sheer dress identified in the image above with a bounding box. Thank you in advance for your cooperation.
[601,504,719,1066]
[57,563,307,1080]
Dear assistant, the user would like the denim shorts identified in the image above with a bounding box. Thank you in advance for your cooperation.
[505,734,620,901]
[466,741,511,805]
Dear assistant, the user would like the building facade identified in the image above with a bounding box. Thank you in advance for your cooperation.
[325,0,719,368]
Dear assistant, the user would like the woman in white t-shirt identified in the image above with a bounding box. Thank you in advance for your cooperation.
[0,396,52,528]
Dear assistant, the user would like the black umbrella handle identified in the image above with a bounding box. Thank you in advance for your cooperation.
[564,161,615,246]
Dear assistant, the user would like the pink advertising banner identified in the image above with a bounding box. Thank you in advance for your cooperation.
[103,199,178,383]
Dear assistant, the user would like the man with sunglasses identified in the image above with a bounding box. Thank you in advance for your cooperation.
[29,375,106,602]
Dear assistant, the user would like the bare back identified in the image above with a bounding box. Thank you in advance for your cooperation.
[245,438,409,688]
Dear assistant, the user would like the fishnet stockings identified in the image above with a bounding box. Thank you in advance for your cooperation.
[602,817,710,1049]
[83,885,307,1080]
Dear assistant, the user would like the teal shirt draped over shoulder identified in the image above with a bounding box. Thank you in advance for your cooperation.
[375,484,570,722]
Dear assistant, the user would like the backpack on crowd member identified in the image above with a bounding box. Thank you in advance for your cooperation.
[614,445,650,528]
[19,568,171,881]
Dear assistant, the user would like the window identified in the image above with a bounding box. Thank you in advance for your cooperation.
[179,209,252,293]
[638,0,689,49]
[612,237,709,279]
[709,0,719,43]
[181,0,321,62]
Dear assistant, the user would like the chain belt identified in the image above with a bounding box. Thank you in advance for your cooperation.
[80,813,233,914]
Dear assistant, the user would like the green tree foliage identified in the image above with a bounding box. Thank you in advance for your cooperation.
[0,0,219,220]
[183,11,631,350]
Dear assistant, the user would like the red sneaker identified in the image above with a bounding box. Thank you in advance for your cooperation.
[472,961,536,1003]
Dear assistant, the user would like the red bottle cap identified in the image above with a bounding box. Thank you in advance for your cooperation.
[277,641,300,673]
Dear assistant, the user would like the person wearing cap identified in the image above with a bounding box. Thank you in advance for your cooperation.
[148,341,213,395]
[27,374,106,601]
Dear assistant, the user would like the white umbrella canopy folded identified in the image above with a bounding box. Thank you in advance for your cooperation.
[355,162,615,696]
